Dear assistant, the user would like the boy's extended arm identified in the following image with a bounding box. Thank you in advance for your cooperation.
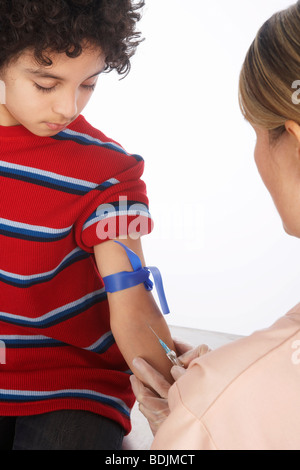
[94,237,175,384]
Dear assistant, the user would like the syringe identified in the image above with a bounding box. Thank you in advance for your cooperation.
[148,325,184,368]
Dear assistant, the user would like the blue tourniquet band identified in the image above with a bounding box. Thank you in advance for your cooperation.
[102,241,170,315]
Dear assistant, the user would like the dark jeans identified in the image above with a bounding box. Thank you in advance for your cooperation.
[0,410,124,450]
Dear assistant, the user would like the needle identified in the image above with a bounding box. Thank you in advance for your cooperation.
[148,324,184,368]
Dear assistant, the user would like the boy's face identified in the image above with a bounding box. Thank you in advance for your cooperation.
[0,46,106,136]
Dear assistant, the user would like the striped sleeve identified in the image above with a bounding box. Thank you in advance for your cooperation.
[75,153,154,252]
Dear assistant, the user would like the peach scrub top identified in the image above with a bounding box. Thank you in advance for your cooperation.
[151,303,300,450]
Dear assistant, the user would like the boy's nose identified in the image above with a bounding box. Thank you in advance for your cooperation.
[52,92,78,121]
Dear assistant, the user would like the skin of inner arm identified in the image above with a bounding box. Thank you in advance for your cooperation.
[94,237,175,385]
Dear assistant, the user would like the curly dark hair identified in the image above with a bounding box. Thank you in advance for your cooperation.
[0,0,145,76]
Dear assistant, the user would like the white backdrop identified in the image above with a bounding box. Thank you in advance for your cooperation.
[84,0,300,336]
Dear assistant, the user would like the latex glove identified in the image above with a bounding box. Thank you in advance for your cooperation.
[130,361,170,435]
[130,340,211,435]
[171,342,211,380]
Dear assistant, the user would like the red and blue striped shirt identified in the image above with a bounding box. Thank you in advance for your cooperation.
[0,114,153,434]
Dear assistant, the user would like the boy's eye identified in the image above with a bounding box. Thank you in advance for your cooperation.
[34,83,56,93]
[81,84,96,91]
[34,83,96,93]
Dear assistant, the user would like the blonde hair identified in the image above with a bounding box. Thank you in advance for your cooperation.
[239,1,300,142]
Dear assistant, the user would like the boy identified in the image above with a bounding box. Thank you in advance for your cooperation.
[0,0,174,450]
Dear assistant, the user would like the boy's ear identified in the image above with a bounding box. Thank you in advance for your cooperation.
[0,80,6,105]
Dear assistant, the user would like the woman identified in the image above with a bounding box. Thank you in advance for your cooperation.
[130,1,300,450]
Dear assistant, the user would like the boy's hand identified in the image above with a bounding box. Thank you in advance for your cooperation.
[130,340,211,435]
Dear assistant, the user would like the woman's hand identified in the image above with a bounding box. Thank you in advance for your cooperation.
[130,340,211,435]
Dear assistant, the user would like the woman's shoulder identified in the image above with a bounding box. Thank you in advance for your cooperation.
[174,306,300,416]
